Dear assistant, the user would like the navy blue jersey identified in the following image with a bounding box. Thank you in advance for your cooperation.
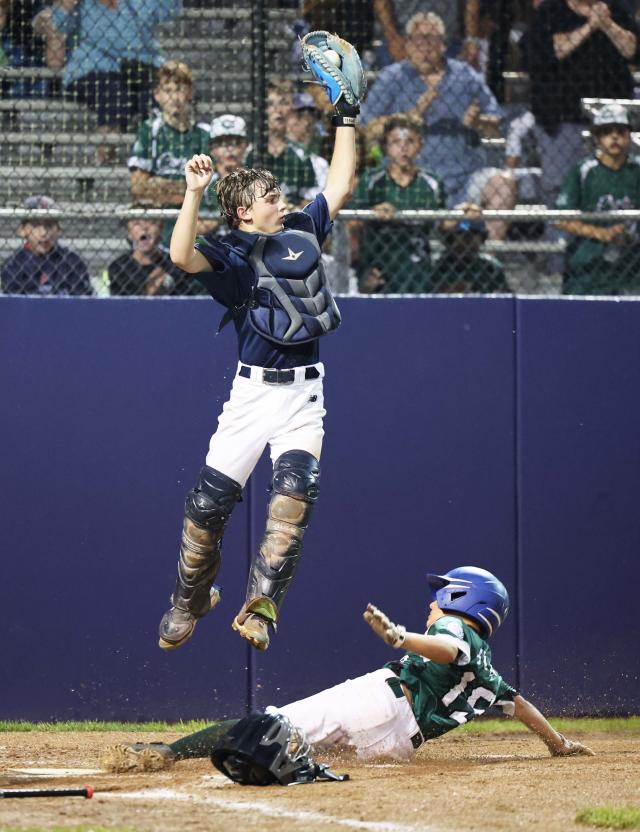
[194,194,332,368]
[1,244,91,296]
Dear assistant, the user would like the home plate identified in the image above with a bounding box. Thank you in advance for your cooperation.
[9,768,104,777]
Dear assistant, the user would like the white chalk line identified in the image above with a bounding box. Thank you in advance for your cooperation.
[9,767,104,777]
[102,786,437,832]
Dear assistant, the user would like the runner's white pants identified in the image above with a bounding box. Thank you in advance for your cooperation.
[270,668,422,761]
[206,362,326,486]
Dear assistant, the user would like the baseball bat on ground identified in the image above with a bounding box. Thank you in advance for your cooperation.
[0,786,94,799]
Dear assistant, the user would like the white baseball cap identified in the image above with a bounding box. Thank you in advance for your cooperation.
[210,114,248,140]
[593,103,630,128]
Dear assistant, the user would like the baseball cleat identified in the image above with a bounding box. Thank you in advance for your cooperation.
[158,585,221,651]
[232,612,271,650]
[232,597,278,651]
[100,742,176,773]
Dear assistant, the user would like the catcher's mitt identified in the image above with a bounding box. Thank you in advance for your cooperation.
[300,31,366,120]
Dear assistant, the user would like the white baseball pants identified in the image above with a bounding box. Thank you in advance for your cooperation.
[270,668,422,761]
[206,362,326,486]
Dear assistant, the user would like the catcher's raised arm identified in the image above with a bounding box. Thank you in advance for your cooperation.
[300,31,365,218]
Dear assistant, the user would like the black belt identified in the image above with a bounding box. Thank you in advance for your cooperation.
[385,676,424,750]
[239,365,320,385]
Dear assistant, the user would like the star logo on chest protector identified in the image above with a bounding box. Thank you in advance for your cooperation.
[282,248,303,261]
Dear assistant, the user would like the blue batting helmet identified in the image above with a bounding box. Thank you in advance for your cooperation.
[426,566,510,638]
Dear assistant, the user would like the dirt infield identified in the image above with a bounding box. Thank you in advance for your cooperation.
[0,730,638,832]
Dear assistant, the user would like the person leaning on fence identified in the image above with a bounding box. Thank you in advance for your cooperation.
[556,103,640,295]
[527,0,637,209]
[359,11,517,238]
[427,202,511,293]
[107,217,196,297]
[349,113,445,293]
[33,0,181,163]
[246,80,322,207]
[0,195,91,296]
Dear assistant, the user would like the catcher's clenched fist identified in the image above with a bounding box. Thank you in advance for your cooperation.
[363,603,406,648]
[185,154,214,192]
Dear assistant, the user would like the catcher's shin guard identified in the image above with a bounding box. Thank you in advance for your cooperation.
[159,466,242,650]
[233,450,320,650]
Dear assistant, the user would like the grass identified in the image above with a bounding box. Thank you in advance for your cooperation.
[576,806,640,829]
[458,716,640,735]
[0,720,212,732]
[0,716,638,734]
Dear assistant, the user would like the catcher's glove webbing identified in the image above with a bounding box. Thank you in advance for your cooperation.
[300,31,366,126]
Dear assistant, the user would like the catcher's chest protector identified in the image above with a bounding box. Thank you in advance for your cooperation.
[247,229,341,345]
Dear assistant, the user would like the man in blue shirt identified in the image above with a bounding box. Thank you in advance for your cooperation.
[1,196,91,296]
[157,73,357,653]
[360,11,516,219]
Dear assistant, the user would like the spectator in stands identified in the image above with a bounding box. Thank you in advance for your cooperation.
[34,0,180,162]
[108,218,195,296]
[528,0,637,208]
[360,12,517,238]
[373,0,482,69]
[246,80,321,206]
[1,195,91,296]
[286,91,329,159]
[427,202,511,292]
[350,113,445,293]
[556,103,640,295]
[129,61,210,209]
[202,114,250,218]
[1,0,63,96]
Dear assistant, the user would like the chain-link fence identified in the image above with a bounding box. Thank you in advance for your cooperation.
[2,0,640,297]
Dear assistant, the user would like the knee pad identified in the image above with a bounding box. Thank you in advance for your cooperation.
[272,450,320,504]
[185,465,242,528]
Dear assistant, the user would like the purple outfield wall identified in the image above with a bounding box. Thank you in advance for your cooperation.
[1,295,638,720]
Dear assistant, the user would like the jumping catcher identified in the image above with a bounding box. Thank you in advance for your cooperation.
[158,32,364,652]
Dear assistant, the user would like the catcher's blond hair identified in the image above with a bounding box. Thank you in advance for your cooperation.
[156,60,193,88]
[216,167,280,229]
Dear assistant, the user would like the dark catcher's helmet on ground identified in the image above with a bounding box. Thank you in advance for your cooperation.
[427,566,509,638]
[211,712,349,786]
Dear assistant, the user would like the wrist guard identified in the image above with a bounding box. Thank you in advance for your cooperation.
[332,100,359,128]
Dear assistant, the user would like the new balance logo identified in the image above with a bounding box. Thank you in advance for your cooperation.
[283,248,303,261]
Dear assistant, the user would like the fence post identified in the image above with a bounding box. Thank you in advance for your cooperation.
[251,0,267,167]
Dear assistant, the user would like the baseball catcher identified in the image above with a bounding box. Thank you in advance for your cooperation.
[157,32,364,653]
[104,566,594,777]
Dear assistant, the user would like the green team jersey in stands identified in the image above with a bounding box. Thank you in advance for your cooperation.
[386,615,517,740]
[350,165,445,292]
[128,113,211,179]
[556,153,640,270]
[246,142,318,204]
[129,113,212,245]
[426,252,511,293]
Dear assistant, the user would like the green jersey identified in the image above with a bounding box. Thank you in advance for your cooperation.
[246,142,318,204]
[556,153,640,270]
[386,615,517,740]
[128,113,212,179]
[350,165,445,293]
